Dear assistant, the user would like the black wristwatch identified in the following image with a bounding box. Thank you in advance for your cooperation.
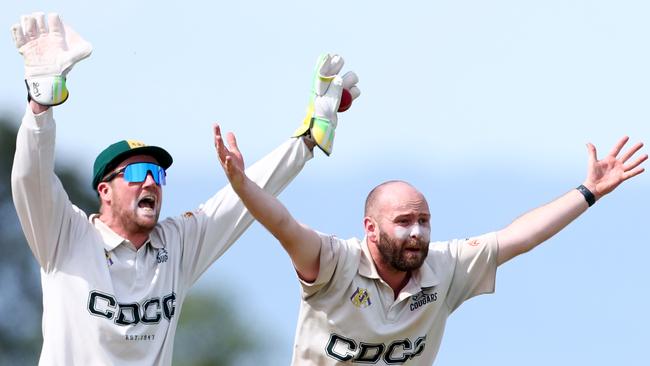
[576,184,596,207]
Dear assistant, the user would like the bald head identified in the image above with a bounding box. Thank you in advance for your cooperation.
[364,180,427,218]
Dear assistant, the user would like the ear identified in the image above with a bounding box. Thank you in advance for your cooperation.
[97,181,112,203]
[364,216,378,243]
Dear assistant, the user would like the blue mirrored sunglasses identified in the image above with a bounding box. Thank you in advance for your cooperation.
[103,162,167,186]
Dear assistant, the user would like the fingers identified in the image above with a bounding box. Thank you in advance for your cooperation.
[34,12,47,34]
[341,71,358,89]
[48,13,65,35]
[586,143,597,165]
[341,71,361,100]
[607,136,629,158]
[214,124,243,165]
[21,15,37,40]
[622,165,646,181]
[615,138,647,181]
[213,124,228,163]
[213,123,222,143]
[328,75,344,103]
[619,141,644,163]
[11,23,26,48]
[226,132,239,154]
[348,86,361,100]
[623,152,648,173]
[12,12,59,49]
[320,54,345,78]
[227,131,245,162]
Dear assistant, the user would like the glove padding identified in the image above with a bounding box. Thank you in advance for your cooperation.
[11,12,92,106]
[293,53,360,155]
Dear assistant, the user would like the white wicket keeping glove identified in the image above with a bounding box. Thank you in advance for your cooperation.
[293,53,360,155]
[11,12,92,106]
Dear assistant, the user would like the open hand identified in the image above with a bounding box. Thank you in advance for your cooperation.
[214,124,245,188]
[12,12,92,78]
[584,136,647,200]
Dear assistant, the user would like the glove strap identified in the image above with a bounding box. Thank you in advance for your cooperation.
[292,104,315,138]
[292,104,335,155]
[310,117,335,156]
[25,76,69,106]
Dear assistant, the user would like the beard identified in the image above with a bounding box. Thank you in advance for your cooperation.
[112,195,160,235]
[116,204,159,234]
[376,231,429,272]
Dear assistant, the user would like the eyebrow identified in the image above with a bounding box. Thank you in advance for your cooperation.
[391,212,431,221]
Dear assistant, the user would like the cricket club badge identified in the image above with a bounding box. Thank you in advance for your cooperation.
[156,248,169,264]
[350,287,372,309]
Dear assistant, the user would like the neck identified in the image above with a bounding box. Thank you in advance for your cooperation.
[98,214,150,250]
[379,267,411,299]
[368,242,411,299]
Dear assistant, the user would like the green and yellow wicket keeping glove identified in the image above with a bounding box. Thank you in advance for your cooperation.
[11,12,92,106]
[293,53,360,155]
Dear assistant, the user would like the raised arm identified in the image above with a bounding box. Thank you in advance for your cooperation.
[496,136,647,265]
[215,125,322,282]
[11,13,92,270]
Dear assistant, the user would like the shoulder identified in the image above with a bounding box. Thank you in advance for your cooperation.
[313,232,362,260]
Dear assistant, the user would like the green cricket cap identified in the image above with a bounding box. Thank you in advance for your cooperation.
[92,139,173,190]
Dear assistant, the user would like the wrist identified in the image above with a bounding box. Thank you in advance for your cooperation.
[25,75,69,106]
[30,100,50,114]
[576,184,596,207]
[301,135,317,151]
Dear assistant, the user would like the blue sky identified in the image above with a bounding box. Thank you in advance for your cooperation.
[2,1,649,365]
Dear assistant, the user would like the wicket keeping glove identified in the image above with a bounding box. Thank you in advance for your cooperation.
[11,12,92,106]
[293,53,360,155]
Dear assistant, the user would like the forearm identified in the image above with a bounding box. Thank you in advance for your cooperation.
[496,189,588,265]
[11,106,69,269]
[12,106,57,205]
[234,176,294,240]
[245,138,313,195]
[233,175,321,280]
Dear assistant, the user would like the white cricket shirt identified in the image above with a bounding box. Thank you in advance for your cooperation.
[291,232,498,365]
[12,106,313,365]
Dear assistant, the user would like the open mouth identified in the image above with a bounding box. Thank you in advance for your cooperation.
[138,195,156,210]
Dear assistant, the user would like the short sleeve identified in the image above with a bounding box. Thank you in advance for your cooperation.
[445,232,499,312]
[299,233,355,298]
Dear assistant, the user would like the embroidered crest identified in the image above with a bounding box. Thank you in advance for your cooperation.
[156,248,169,264]
[349,287,372,308]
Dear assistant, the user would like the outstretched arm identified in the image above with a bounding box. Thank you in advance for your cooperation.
[214,124,322,282]
[497,136,647,265]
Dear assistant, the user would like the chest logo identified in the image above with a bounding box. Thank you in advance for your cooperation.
[350,287,372,308]
[410,291,438,311]
[156,248,169,264]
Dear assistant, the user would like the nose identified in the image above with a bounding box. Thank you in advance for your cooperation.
[142,172,159,187]
[409,225,422,238]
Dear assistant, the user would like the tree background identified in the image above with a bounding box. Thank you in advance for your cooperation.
[0,113,269,365]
